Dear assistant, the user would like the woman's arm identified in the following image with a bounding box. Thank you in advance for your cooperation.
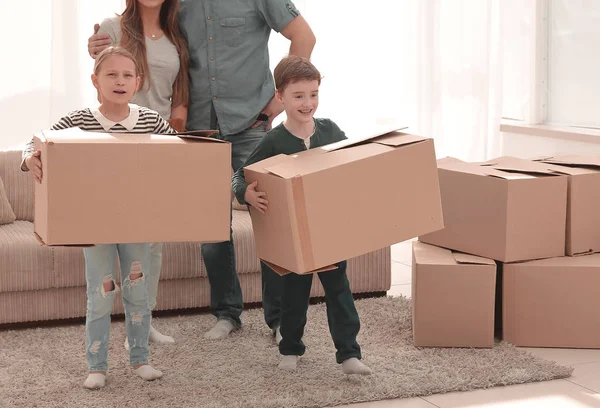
[169,104,188,132]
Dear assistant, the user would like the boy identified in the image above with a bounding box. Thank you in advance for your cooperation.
[232,55,372,375]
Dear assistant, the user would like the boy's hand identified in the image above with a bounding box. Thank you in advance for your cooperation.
[25,151,43,183]
[88,23,111,58]
[245,181,268,214]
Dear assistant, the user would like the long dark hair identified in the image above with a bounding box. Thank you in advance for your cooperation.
[120,0,189,107]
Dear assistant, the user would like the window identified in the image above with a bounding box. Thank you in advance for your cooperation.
[502,0,600,128]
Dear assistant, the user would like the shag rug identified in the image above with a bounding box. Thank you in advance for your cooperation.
[0,296,572,408]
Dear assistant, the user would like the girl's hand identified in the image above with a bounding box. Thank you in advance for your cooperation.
[25,150,43,183]
[244,181,268,214]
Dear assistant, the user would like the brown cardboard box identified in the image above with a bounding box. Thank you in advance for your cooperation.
[243,130,444,275]
[503,253,600,348]
[419,157,568,262]
[34,127,231,245]
[536,156,600,256]
[412,241,496,348]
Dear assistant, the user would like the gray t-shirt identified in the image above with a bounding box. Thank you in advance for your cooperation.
[98,16,180,120]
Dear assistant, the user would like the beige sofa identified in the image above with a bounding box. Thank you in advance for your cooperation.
[0,149,391,325]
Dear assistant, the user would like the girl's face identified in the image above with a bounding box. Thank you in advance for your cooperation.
[92,55,140,105]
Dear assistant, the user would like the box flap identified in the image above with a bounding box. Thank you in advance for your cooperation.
[540,155,600,168]
[481,156,564,176]
[245,154,294,176]
[413,241,455,265]
[452,252,496,265]
[263,156,326,179]
[41,128,225,144]
[511,252,600,267]
[438,157,534,180]
[414,242,495,266]
[34,232,94,248]
[262,259,338,276]
[320,127,409,152]
[174,129,225,143]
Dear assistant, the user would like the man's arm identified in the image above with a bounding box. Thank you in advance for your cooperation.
[252,1,317,129]
[280,15,316,59]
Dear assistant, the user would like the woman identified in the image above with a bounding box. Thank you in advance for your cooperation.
[93,0,190,348]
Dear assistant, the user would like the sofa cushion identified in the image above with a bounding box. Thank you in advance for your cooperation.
[232,196,248,211]
[0,150,34,221]
[231,209,260,274]
[53,246,86,288]
[161,209,259,280]
[0,176,16,225]
[0,221,54,292]
[161,241,204,280]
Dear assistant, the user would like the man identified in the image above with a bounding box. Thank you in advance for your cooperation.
[88,0,316,340]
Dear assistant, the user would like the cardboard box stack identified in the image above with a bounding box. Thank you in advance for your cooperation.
[243,130,445,275]
[416,155,600,349]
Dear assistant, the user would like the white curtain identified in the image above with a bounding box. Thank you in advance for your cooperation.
[1,0,503,163]
[0,0,125,150]
[270,0,505,162]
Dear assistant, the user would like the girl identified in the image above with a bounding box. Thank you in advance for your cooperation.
[91,0,190,348]
[22,46,176,389]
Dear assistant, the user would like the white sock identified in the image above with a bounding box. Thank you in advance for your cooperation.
[83,373,106,389]
[134,365,163,381]
[204,320,234,340]
[275,326,283,345]
[342,358,373,375]
[278,355,298,371]
[149,324,175,345]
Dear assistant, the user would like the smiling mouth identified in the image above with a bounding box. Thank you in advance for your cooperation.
[299,109,313,114]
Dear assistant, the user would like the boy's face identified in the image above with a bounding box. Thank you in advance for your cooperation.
[92,55,140,105]
[276,79,319,124]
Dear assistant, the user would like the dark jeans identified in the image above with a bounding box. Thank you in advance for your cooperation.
[278,261,362,364]
[201,123,266,327]
[261,261,284,330]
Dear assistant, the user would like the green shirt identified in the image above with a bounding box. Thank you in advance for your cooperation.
[232,118,347,204]
[179,0,300,136]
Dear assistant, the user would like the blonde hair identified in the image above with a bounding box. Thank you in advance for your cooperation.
[93,45,139,76]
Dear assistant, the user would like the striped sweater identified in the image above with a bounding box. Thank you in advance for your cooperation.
[21,105,175,170]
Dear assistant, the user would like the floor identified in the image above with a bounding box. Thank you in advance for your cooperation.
[336,240,600,408]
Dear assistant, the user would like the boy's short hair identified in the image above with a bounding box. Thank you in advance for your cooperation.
[274,55,321,92]
[93,45,139,76]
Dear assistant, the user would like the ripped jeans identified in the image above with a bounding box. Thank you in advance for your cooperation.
[84,243,151,372]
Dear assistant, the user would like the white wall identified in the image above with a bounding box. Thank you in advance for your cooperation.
[1,2,52,151]
[501,132,600,158]
[0,0,125,151]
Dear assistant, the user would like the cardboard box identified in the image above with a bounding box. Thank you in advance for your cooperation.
[412,241,496,348]
[34,127,231,245]
[243,130,444,275]
[419,157,568,262]
[536,156,600,256]
[503,253,600,348]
